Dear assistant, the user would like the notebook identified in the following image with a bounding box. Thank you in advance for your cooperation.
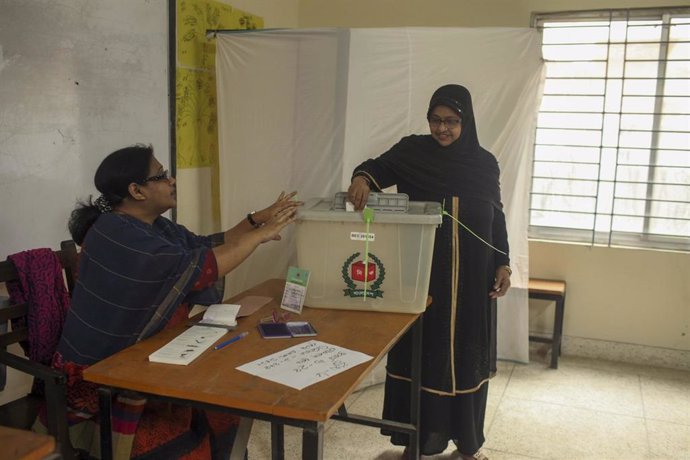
[148,326,226,365]
[196,303,241,329]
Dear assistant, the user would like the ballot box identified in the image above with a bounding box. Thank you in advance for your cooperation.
[295,194,442,313]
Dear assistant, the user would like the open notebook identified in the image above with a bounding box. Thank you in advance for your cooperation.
[196,303,241,329]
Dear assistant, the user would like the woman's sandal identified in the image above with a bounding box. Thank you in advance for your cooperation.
[457,452,488,460]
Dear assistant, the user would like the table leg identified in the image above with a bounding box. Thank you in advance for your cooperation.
[302,422,324,460]
[271,422,284,460]
[408,315,423,459]
[98,387,113,460]
[551,294,566,369]
[229,417,253,460]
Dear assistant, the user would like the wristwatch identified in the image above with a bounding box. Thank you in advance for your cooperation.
[500,265,512,276]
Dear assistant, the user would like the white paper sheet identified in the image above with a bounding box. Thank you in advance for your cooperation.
[236,340,372,390]
[148,326,226,365]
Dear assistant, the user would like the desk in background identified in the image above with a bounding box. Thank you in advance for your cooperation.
[528,278,567,369]
[83,278,425,460]
[0,425,56,460]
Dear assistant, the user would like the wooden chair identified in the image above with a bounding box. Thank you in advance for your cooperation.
[0,240,79,459]
[528,278,567,369]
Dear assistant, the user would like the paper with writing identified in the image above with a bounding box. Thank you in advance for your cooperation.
[236,340,372,390]
[148,326,226,365]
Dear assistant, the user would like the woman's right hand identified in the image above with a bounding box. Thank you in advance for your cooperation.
[255,205,299,243]
[347,176,371,210]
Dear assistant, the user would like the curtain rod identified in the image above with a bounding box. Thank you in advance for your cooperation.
[205,28,288,39]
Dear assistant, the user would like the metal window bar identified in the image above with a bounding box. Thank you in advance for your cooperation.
[529,7,690,252]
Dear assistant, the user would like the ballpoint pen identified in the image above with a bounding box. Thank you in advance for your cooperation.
[213,331,249,350]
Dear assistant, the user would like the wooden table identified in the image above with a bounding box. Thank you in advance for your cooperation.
[83,279,424,460]
[0,425,56,460]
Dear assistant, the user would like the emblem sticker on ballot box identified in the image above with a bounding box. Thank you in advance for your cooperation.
[341,252,385,299]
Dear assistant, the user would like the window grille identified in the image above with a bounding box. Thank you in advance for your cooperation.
[530,8,690,252]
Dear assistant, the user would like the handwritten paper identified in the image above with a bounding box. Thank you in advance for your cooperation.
[148,326,226,365]
[236,340,372,390]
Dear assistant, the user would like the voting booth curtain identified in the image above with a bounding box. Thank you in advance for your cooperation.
[214,27,543,363]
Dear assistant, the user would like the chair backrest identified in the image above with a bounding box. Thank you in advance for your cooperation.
[0,240,78,348]
[0,240,78,459]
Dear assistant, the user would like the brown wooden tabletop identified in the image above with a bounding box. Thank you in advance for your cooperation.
[83,278,420,423]
[0,425,56,460]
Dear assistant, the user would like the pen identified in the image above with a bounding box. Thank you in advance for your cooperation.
[213,331,249,350]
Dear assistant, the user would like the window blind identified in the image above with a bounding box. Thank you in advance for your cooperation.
[529,8,690,252]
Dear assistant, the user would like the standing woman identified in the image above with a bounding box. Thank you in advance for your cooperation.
[45,144,301,459]
[347,84,511,460]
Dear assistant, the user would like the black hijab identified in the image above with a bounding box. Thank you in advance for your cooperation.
[375,84,501,204]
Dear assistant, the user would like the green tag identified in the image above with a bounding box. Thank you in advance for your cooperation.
[281,266,310,314]
[362,207,375,300]
[362,206,375,224]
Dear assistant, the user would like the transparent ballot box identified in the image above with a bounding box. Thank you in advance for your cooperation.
[295,194,442,313]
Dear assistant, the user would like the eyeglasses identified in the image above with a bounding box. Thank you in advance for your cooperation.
[142,170,170,183]
[428,116,461,128]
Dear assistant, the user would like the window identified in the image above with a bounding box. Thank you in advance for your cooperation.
[529,8,690,252]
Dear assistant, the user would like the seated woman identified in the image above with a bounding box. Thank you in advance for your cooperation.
[38,144,301,459]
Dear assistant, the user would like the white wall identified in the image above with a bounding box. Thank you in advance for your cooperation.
[297,0,690,28]
[0,0,169,404]
[0,0,169,257]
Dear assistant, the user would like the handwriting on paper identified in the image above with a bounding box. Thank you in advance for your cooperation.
[236,340,372,390]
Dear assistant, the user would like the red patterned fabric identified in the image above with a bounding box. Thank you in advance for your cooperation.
[192,250,218,291]
[6,248,70,365]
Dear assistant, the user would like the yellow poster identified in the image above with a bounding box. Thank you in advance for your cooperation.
[176,0,262,169]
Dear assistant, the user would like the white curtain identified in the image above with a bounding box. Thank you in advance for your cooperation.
[215,27,543,363]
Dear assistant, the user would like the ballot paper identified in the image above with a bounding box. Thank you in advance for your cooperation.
[148,326,226,365]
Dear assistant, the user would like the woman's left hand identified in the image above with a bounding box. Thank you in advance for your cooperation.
[254,191,303,227]
[489,265,512,299]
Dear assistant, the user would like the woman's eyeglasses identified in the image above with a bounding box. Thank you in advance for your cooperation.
[428,116,461,128]
[143,170,170,183]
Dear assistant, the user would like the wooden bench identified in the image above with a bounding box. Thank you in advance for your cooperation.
[528,278,566,369]
[0,425,57,460]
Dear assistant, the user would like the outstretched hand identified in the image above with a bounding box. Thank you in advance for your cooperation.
[254,191,303,224]
[256,206,299,242]
[254,191,303,242]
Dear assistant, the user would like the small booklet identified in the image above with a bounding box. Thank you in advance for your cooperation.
[196,304,241,329]
[257,321,318,339]
[149,326,226,365]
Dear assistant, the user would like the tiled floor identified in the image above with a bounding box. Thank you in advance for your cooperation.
[245,345,690,459]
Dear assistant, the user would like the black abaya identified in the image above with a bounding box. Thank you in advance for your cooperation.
[352,84,510,456]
